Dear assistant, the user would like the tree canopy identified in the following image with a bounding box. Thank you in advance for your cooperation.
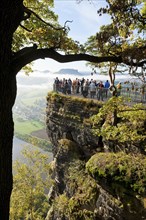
[10,149,52,220]
[85,0,146,79]
[11,0,146,76]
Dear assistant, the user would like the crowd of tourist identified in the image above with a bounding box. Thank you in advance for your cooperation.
[53,77,146,103]
[53,77,114,100]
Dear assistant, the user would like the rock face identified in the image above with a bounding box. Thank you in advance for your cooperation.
[46,93,103,158]
[46,92,146,220]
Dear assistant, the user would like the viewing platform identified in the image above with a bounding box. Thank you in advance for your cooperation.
[53,83,146,104]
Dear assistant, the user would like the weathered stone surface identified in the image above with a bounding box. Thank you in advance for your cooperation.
[46,93,146,220]
[46,93,103,158]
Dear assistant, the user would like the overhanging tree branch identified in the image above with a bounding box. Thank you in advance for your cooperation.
[11,47,123,73]
[11,46,146,74]
[23,6,69,31]
[20,23,32,32]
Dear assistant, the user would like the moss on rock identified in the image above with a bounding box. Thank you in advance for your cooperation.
[86,152,146,194]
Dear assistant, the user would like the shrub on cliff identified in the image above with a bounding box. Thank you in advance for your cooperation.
[91,97,146,146]
[86,152,146,195]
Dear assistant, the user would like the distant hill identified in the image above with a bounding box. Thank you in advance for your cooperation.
[55,69,80,75]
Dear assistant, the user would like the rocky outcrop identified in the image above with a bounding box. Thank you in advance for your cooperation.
[46,92,146,220]
[46,93,103,158]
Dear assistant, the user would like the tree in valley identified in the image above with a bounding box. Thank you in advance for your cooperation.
[10,149,51,220]
[0,0,145,219]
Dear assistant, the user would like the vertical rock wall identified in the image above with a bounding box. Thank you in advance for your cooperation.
[46,93,146,220]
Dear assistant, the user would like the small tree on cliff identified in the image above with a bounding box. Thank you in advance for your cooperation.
[0,0,146,219]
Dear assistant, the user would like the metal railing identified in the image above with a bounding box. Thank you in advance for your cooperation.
[121,87,146,103]
[53,84,146,104]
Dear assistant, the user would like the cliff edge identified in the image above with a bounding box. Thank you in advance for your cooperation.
[46,92,146,220]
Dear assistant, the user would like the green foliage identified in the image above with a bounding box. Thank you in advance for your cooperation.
[13,0,57,51]
[97,0,146,34]
[90,97,146,144]
[85,24,122,57]
[141,2,146,17]
[13,0,80,54]
[86,152,146,194]
[85,0,146,76]
[10,149,52,220]
[53,194,69,219]
[52,157,97,219]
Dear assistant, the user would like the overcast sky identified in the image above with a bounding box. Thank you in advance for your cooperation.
[33,0,111,72]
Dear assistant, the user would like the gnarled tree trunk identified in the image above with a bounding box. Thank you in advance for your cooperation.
[0,1,24,219]
[0,56,18,218]
[0,73,16,219]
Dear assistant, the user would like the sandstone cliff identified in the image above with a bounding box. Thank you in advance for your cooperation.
[46,92,146,220]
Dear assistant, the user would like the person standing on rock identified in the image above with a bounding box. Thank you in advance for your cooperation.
[97,81,104,101]
[116,82,122,96]
[104,80,110,98]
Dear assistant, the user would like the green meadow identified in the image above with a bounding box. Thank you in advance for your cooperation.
[14,115,44,135]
